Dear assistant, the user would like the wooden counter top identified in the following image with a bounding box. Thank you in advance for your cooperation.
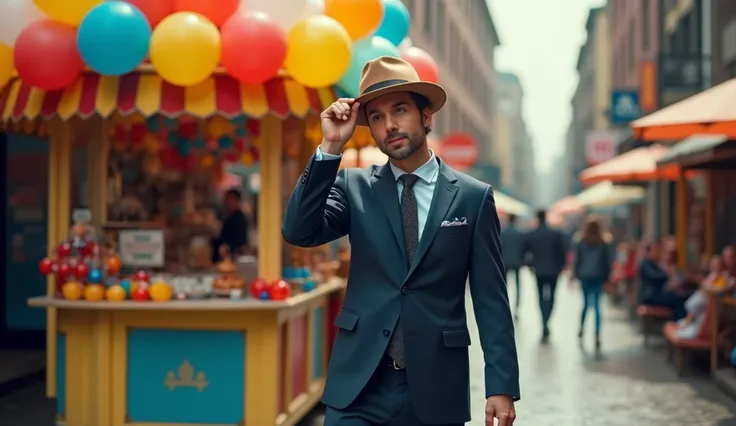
[28,279,345,311]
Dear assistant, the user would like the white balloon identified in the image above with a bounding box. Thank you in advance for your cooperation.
[240,0,323,31]
[0,0,45,46]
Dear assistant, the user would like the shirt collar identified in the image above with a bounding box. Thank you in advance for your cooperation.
[389,150,439,184]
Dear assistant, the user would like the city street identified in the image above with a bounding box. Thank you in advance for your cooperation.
[2,270,736,425]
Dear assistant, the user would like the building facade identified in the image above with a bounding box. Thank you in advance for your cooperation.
[493,71,535,201]
[402,0,500,164]
[610,0,661,89]
[711,0,736,83]
[567,6,612,194]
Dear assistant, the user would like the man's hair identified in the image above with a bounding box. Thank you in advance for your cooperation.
[508,214,517,224]
[409,92,432,135]
[225,188,242,200]
[536,209,546,224]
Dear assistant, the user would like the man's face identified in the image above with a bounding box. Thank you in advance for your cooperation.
[225,194,239,211]
[364,92,431,161]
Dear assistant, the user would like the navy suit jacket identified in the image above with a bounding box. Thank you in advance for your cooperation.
[282,154,520,424]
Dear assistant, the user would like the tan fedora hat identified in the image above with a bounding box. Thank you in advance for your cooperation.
[354,56,447,126]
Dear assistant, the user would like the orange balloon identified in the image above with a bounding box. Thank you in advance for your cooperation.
[84,284,105,302]
[106,256,122,274]
[174,0,239,26]
[324,0,384,40]
[106,285,127,302]
[62,281,84,301]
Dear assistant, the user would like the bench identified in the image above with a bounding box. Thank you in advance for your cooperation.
[637,305,673,345]
[664,321,711,376]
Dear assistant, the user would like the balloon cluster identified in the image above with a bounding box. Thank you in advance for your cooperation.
[0,0,439,97]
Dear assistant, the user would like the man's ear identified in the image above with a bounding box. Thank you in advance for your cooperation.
[422,108,432,129]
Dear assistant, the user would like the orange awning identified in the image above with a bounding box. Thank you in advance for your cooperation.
[0,72,336,122]
[631,77,736,140]
[579,145,687,185]
[548,196,584,216]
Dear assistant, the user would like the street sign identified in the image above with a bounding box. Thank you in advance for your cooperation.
[440,132,478,170]
[610,90,640,124]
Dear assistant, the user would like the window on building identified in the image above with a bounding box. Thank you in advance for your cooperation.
[436,0,445,56]
[423,0,432,34]
[642,0,650,49]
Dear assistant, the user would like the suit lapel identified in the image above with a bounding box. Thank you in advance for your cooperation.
[406,162,458,280]
[370,163,407,262]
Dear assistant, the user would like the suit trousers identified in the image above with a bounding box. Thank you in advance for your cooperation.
[505,267,522,309]
[535,274,559,329]
[324,357,463,426]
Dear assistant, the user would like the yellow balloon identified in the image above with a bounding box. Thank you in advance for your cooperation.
[150,12,221,87]
[285,16,351,88]
[0,44,15,89]
[324,0,384,40]
[33,0,103,26]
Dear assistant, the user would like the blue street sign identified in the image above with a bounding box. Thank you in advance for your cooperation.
[610,90,640,124]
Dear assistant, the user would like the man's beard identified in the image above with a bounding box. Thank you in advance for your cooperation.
[377,129,426,161]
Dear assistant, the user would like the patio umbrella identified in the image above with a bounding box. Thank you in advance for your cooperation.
[631,77,736,140]
[579,145,686,185]
[575,181,645,208]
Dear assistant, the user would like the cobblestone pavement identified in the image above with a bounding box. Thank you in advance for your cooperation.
[2,270,736,425]
[300,269,736,426]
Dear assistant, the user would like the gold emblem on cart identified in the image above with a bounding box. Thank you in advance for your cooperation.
[164,359,209,391]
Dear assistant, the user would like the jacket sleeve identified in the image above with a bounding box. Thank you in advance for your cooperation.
[281,153,350,247]
[468,186,521,401]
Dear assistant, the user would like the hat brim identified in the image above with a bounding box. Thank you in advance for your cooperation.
[354,81,447,126]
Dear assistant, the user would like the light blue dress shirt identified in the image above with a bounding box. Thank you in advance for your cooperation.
[316,147,439,241]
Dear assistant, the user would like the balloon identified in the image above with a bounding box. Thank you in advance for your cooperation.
[401,46,439,83]
[337,36,399,97]
[0,44,14,88]
[33,0,103,26]
[14,20,83,90]
[285,16,351,88]
[398,36,412,52]
[324,0,384,40]
[124,0,175,27]
[149,12,220,86]
[221,11,286,84]
[0,0,46,45]
[77,1,152,76]
[375,0,409,46]
[174,0,238,26]
[243,0,324,30]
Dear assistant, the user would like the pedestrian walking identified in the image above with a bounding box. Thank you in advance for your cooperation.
[500,213,526,317]
[571,215,612,349]
[523,209,567,342]
[282,56,520,426]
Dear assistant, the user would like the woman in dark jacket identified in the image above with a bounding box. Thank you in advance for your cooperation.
[573,216,612,349]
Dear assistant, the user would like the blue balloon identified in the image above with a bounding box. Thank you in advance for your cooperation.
[77,1,151,76]
[338,37,401,97]
[375,0,411,46]
[87,269,103,284]
[119,279,132,296]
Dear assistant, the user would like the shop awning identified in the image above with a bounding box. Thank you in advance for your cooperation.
[0,72,336,122]
[656,134,731,166]
[575,181,645,208]
[548,195,584,216]
[493,191,530,216]
[631,77,736,140]
[579,144,684,185]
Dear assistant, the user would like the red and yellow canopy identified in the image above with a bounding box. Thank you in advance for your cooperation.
[0,72,336,122]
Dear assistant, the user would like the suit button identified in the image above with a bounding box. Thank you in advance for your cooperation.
[383,329,390,337]
[301,178,306,184]
[401,286,409,295]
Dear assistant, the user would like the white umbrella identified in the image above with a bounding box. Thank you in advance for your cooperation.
[575,181,645,208]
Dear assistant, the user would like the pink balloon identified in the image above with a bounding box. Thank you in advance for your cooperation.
[401,47,439,83]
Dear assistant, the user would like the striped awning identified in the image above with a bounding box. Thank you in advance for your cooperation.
[0,72,336,122]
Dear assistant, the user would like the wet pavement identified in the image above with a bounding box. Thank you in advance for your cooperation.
[3,269,736,425]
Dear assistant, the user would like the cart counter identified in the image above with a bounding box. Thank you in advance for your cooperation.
[29,279,346,426]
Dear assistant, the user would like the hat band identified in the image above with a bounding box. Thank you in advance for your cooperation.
[361,79,410,96]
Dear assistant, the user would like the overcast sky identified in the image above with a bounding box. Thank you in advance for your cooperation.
[487,0,606,173]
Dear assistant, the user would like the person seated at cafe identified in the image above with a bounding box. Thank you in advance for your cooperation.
[639,241,689,320]
[212,188,248,262]
[676,255,735,339]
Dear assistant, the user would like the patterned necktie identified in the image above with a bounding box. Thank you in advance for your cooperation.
[388,173,420,368]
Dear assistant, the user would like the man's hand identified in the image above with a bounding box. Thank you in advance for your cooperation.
[486,395,515,426]
[320,98,360,155]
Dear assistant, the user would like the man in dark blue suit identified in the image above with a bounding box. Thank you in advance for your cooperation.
[282,57,520,426]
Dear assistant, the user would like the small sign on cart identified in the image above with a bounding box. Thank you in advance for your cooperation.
[119,229,165,267]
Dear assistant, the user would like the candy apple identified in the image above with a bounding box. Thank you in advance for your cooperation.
[268,280,291,301]
[38,257,54,275]
[249,277,269,299]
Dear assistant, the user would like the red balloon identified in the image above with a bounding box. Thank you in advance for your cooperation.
[75,263,89,280]
[125,0,175,27]
[57,242,72,258]
[57,263,73,281]
[174,0,239,26]
[268,280,291,301]
[221,12,287,84]
[39,258,55,275]
[249,278,269,299]
[134,271,150,282]
[401,47,440,84]
[14,20,83,90]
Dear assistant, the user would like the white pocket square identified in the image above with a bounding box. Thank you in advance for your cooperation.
[441,217,468,227]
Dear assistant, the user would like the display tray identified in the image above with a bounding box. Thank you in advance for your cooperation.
[28,279,344,311]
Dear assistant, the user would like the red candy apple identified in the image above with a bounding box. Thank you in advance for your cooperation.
[132,286,151,301]
[57,263,72,281]
[38,258,54,275]
[57,242,72,258]
[133,270,150,283]
[268,280,291,301]
[249,277,269,299]
[75,263,89,280]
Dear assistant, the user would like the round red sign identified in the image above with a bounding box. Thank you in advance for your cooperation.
[439,132,479,170]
